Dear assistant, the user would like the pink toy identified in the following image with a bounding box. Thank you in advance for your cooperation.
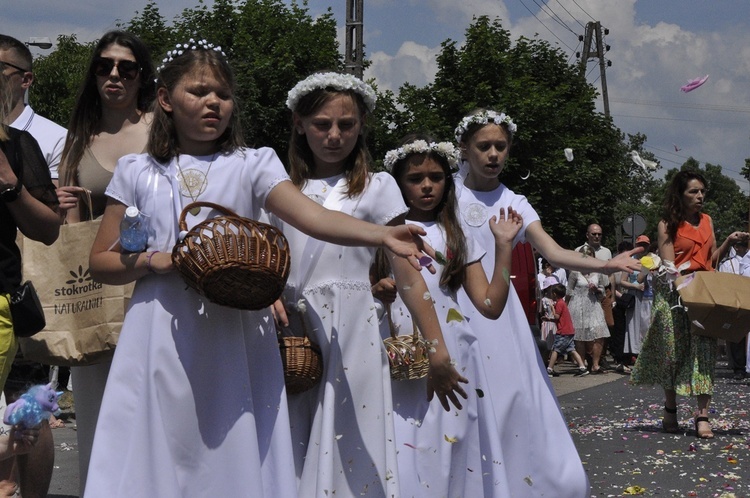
[3,383,62,428]
[680,75,708,93]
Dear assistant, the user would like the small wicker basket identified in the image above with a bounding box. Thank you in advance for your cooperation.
[172,202,291,310]
[279,310,323,395]
[382,304,430,381]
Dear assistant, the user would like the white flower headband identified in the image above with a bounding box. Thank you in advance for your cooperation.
[383,140,460,172]
[286,72,377,113]
[157,38,226,73]
[454,110,517,144]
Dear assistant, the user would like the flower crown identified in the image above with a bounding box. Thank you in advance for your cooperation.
[454,110,517,144]
[157,39,226,73]
[286,72,377,113]
[383,140,460,172]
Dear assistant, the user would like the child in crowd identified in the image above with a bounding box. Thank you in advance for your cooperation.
[371,133,522,496]
[539,275,558,350]
[270,74,464,498]
[84,45,437,497]
[545,283,589,377]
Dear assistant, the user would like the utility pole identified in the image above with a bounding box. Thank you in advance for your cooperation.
[344,0,364,79]
[577,21,610,118]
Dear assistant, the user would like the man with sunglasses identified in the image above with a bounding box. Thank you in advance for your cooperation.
[0,35,67,184]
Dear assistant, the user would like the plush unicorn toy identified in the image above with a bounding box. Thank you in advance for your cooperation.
[3,383,62,428]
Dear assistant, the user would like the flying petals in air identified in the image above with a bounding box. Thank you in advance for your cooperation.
[564,148,574,162]
[446,308,464,323]
[629,151,657,172]
[680,74,708,93]
[520,170,531,180]
[673,143,682,152]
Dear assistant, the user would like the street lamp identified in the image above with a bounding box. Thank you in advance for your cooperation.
[26,37,53,50]
[23,37,53,104]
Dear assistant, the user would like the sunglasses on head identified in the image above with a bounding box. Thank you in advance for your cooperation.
[0,60,30,75]
[92,57,140,80]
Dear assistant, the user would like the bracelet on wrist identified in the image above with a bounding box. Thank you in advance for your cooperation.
[146,251,160,273]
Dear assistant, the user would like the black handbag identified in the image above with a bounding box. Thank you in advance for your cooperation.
[10,281,46,337]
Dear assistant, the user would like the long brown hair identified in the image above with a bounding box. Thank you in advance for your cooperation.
[374,133,467,292]
[59,31,155,186]
[662,170,708,240]
[288,77,371,197]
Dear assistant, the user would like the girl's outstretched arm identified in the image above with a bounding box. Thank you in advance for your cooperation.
[526,221,643,275]
[388,249,468,411]
[463,207,522,319]
[268,181,435,272]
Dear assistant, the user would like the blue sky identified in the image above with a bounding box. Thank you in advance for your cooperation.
[4,1,749,193]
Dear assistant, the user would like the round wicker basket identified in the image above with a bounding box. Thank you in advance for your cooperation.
[382,305,429,381]
[279,335,323,394]
[172,202,291,310]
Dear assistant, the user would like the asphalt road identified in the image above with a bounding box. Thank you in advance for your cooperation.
[43,358,749,498]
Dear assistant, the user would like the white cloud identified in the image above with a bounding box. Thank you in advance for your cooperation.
[365,41,440,93]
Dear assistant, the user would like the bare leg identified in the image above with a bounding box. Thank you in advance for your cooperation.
[16,420,53,498]
[695,394,713,438]
[591,338,604,370]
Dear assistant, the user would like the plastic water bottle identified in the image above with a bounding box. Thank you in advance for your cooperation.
[120,206,148,253]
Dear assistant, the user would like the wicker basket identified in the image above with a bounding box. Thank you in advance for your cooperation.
[278,310,323,394]
[172,202,291,310]
[382,304,430,381]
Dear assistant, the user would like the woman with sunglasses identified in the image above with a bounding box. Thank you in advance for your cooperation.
[55,30,154,494]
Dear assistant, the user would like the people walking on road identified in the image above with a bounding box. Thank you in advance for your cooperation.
[545,283,589,377]
[567,245,611,374]
[631,170,750,438]
[717,231,750,380]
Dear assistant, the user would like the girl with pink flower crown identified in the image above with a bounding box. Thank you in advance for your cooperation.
[453,109,641,496]
[84,47,440,497]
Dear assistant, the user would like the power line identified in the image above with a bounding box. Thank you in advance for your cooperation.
[553,0,586,29]
[612,113,741,126]
[569,0,596,22]
[517,0,576,51]
[530,0,577,36]
[610,98,750,114]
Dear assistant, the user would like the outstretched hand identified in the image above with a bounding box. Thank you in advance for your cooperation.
[426,355,469,411]
[489,207,523,245]
[603,246,644,275]
[384,224,437,274]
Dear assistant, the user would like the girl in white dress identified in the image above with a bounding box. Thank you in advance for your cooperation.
[371,134,522,497]
[272,74,467,498]
[85,45,439,498]
[453,109,641,497]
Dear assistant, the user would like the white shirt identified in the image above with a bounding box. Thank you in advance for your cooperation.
[10,105,67,180]
[719,248,750,276]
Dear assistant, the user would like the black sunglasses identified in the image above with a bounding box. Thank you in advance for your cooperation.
[0,60,30,75]
[92,57,141,80]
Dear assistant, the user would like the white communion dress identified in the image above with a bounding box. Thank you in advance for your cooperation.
[454,171,590,497]
[273,173,408,498]
[84,149,298,498]
[383,219,513,497]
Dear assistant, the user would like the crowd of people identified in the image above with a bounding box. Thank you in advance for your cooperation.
[1,28,749,498]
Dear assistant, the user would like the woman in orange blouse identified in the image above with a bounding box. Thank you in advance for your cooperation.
[631,170,748,438]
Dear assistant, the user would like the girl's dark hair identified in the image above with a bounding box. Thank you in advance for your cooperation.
[288,77,371,197]
[457,108,515,147]
[149,47,244,162]
[377,133,467,292]
[60,31,155,186]
[662,170,708,240]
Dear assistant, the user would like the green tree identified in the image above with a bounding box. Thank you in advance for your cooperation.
[29,34,93,128]
[387,17,637,249]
